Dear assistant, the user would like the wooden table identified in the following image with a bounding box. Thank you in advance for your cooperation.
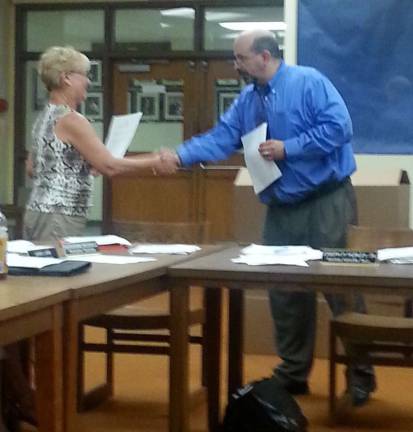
[0,276,71,432]
[168,246,413,432]
[62,245,224,432]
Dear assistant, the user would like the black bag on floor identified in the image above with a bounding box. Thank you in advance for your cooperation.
[222,376,308,432]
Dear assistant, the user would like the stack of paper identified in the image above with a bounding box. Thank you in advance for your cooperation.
[232,244,323,266]
[130,244,201,255]
[377,247,413,264]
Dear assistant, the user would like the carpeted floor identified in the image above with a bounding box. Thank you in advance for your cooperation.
[78,332,413,432]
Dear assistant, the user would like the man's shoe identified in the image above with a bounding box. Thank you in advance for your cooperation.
[345,369,376,407]
[348,385,372,407]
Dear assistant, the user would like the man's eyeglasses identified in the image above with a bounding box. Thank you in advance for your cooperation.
[234,52,259,64]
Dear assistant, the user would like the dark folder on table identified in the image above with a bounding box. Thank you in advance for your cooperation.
[8,260,91,276]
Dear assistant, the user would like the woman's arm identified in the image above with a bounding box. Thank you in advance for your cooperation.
[55,112,174,177]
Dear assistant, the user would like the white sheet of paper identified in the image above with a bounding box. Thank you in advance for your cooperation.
[241,123,282,194]
[232,255,309,267]
[232,243,323,266]
[105,112,143,158]
[130,244,201,255]
[63,235,131,247]
[66,254,156,264]
[241,244,323,261]
[377,246,413,262]
[6,240,51,254]
[7,253,64,269]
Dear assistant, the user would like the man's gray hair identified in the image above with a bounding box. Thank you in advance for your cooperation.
[251,35,281,59]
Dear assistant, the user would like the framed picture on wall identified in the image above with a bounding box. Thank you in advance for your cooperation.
[88,60,102,87]
[33,69,48,110]
[81,92,103,120]
[218,92,238,117]
[137,93,159,121]
[164,92,183,121]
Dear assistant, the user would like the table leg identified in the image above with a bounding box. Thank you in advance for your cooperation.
[35,304,63,432]
[204,287,222,432]
[63,300,79,432]
[169,280,190,432]
[227,289,244,399]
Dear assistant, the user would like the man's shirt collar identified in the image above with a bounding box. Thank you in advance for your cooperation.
[254,60,286,94]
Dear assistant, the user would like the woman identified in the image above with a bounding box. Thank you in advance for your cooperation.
[12,46,172,428]
[24,45,173,241]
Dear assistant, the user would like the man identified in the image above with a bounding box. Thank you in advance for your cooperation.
[159,29,375,405]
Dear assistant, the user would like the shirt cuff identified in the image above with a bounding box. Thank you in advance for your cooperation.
[176,146,191,167]
[283,137,301,159]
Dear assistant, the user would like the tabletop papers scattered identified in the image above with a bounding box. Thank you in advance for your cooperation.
[7,253,64,269]
[7,240,50,254]
[232,244,323,266]
[63,235,131,247]
[66,254,156,265]
[377,247,413,264]
[130,244,201,255]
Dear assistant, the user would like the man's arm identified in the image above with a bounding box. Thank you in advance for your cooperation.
[171,98,244,169]
[283,74,353,161]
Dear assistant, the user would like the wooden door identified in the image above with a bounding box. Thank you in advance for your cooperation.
[198,60,245,241]
[109,60,246,241]
[110,61,199,224]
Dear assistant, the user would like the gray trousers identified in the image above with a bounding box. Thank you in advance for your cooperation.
[263,180,369,384]
[23,209,87,242]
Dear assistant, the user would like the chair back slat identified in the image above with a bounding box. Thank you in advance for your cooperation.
[347,225,413,251]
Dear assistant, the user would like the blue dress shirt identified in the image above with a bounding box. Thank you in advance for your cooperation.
[177,61,356,204]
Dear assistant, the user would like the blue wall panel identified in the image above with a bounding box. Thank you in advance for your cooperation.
[298,0,413,154]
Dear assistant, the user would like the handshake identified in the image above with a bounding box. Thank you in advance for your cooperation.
[152,148,181,176]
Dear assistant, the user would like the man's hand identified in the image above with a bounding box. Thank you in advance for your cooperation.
[258,139,285,161]
[153,149,180,175]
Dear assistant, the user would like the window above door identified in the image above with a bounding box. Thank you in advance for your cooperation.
[115,8,195,52]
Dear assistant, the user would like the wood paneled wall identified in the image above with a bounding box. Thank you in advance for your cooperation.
[110,165,240,242]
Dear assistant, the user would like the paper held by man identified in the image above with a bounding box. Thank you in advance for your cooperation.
[241,122,282,194]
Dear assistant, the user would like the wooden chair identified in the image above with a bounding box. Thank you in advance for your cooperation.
[329,225,413,421]
[77,220,210,411]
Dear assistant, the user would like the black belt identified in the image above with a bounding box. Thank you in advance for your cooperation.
[271,177,351,207]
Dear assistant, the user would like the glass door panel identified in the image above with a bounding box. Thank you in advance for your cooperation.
[112,61,197,152]
[202,59,245,166]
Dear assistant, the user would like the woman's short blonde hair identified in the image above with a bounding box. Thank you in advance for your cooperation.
[38,46,90,90]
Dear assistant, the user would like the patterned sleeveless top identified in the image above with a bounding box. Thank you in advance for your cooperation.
[26,104,93,217]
